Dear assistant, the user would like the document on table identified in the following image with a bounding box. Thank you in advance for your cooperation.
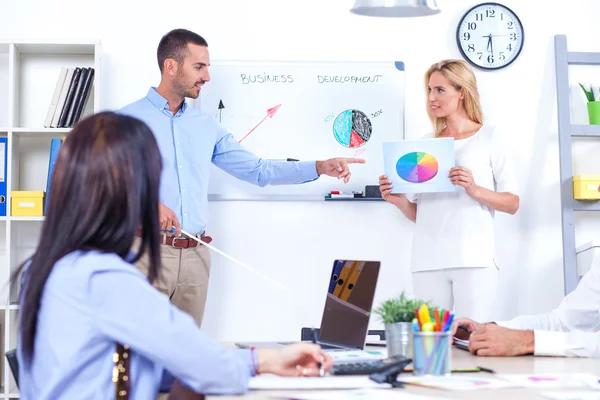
[272,388,442,400]
[541,391,600,400]
[397,373,600,392]
[497,373,600,389]
[248,375,390,390]
[397,375,520,391]
[452,337,469,350]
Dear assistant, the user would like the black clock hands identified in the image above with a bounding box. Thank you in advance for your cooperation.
[484,34,493,54]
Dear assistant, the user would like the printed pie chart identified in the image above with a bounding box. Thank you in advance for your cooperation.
[396,152,439,183]
[333,109,372,148]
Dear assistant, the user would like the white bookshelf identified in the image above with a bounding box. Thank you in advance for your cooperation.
[1,39,102,398]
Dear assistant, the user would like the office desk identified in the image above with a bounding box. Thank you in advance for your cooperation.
[207,346,600,400]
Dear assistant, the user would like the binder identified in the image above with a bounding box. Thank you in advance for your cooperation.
[328,260,345,294]
[50,68,74,128]
[339,261,365,302]
[44,67,68,128]
[45,138,62,214]
[57,67,81,128]
[0,138,6,216]
[333,260,354,298]
[68,67,94,127]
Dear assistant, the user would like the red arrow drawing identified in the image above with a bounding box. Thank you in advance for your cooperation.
[238,104,282,143]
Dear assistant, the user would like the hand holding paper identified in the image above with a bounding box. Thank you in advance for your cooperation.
[378,174,405,206]
[449,166,480,197]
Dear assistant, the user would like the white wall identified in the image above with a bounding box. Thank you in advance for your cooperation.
[2,0,600,341]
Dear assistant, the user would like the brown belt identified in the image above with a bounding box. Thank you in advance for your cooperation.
[137,230,213,249]
[160,233,212,249]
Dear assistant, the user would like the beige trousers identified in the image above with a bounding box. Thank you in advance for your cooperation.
[132,235,212,326]
[132,236,212,400]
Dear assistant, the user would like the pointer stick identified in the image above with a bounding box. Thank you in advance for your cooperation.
[179,229,292,293]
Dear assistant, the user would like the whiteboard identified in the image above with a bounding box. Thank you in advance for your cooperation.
[194,60,405,200]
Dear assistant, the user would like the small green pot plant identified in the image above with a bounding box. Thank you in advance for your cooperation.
[373,291,437,357]
[579,83,600,125]
[579,83,597,102]
[373,291,435,324]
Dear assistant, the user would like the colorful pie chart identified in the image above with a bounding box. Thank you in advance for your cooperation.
[396,152,439,183]
[333,109,372,148]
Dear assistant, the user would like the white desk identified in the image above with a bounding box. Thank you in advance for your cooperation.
[207,346,600,400]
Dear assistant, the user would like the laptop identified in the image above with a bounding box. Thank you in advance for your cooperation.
[235,259,381,350]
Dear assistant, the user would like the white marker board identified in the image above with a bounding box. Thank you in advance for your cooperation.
[194,60,405,199]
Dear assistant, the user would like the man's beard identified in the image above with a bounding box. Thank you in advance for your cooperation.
[173,74,196,98]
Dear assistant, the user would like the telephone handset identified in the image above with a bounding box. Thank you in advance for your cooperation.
[329,355,412,387]
[368,356,412,388]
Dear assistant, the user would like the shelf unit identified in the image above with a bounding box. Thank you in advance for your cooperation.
[555,34,600,295]
[1,39,102,398]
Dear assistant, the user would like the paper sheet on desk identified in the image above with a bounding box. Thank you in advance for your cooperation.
[397,375,520,390]
[498,373,600,389]
[248,375,390,390]
[272,388,441,400]
[541,392,600,400]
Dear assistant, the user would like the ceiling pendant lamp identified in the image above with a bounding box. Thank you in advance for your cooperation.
[350,0,441,18]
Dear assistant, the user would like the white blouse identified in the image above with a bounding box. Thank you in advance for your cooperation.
[407,125,519,272]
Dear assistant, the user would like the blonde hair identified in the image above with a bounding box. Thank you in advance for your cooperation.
[424,59,484,137]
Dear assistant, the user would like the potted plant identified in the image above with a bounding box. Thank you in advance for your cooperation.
[579,83,600,125]
[373,291,436,358]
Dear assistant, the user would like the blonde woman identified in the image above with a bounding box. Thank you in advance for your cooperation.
[379,59,519,322]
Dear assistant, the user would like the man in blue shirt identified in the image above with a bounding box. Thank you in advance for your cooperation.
[120,28,365,328]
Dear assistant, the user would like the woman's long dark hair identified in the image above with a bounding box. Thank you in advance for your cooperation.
[13,112,163,364]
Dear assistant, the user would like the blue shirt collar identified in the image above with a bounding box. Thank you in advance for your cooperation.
[146,87,188,114]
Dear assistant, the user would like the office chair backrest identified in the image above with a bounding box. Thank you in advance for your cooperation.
[5,349,18,388]
[167,380,205,400]
[3,349,204,397]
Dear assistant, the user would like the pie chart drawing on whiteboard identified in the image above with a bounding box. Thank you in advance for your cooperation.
[333,109,372,148]
[396,152,439,183]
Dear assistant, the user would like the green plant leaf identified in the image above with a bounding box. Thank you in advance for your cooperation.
[373,291,438,324]
[579,83,596,102]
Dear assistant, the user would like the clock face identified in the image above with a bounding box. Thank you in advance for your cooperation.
[456,3,524,70]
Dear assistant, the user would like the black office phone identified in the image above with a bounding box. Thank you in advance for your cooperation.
[330,355,412,376]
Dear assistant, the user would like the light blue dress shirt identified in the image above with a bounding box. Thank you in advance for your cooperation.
[119,88,319,233]
[17,251,256,399]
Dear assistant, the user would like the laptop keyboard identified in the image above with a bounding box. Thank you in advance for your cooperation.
[318,343,346,350]
[276,341,349,350]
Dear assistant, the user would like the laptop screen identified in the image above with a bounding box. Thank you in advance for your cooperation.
[318,260,381,349]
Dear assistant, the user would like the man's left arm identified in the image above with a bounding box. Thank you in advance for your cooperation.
[469,324,600,358]
[469,254,600,358]
[212,129,364,186]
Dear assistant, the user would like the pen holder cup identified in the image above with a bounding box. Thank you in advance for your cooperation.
[412,331,452,376]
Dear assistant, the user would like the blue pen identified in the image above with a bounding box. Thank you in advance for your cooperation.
[443,314,455,332]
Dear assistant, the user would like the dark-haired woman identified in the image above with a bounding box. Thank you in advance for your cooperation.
[15,112,332,400]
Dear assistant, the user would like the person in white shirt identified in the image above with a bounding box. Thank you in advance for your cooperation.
[453,254,600,358]
[379,59,520,322]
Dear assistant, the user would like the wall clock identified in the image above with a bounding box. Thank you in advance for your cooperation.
[456,2,524,70]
